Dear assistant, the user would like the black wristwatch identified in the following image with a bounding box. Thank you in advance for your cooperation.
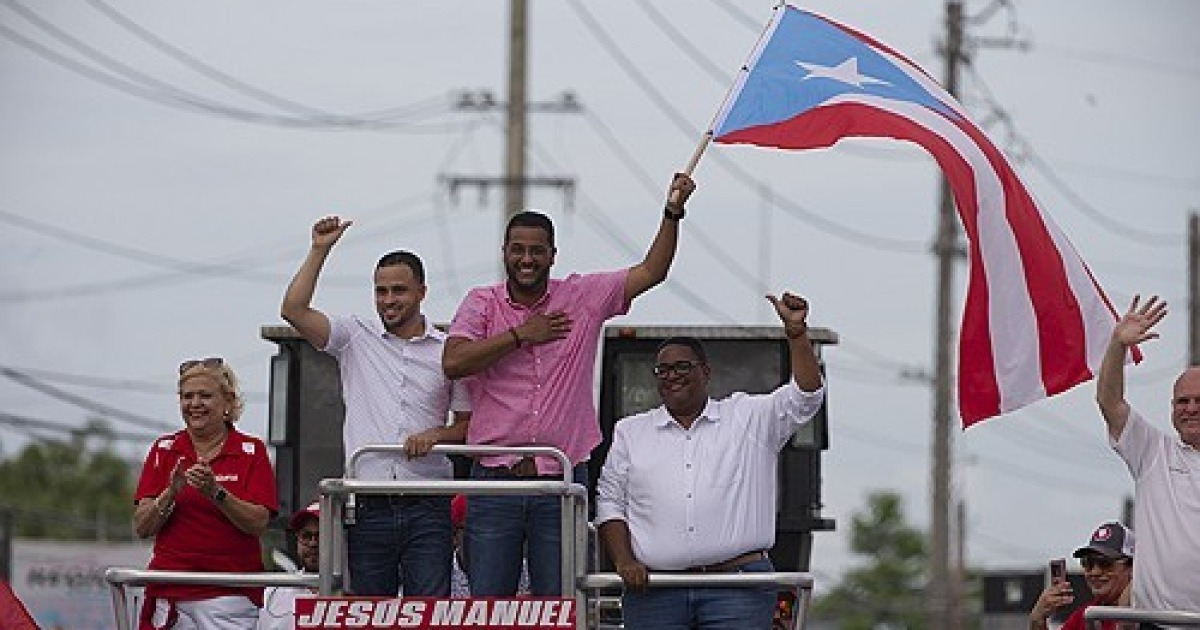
[212,487,228,504]
[664,204,685,221]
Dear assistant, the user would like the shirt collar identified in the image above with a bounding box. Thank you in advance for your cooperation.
[501,280,556,310]
[653,399,719,429]
[370,314,434,341]
[165,427,246,457]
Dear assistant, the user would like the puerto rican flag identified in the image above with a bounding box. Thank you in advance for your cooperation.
[712,5,1122,427]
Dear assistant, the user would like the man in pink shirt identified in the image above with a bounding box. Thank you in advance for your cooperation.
[443,172,696,596]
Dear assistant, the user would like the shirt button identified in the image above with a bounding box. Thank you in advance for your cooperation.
[688,527,695,532]
[685,464,691,469]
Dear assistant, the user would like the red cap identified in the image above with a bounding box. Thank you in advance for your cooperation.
[451,495,467,527]
[289,500,320,530]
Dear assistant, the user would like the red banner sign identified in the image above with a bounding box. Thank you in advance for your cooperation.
[294,597,576,629]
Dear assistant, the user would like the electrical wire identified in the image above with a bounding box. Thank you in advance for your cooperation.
[523,137,741,324]
[0,1,468,132]
[1,367,176,433]
[963,64,1181,247]
[0,412,157,444]
[0,364,266,401]
[0,193,492,302]
[708,0,762,33]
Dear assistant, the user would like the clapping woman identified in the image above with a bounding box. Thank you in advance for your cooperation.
[132,357,278,629]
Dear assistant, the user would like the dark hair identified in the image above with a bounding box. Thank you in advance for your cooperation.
[656,336,708,364]
[505,211,555,246]
[375,250,426,284]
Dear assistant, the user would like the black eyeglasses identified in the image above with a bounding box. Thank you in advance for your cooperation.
[179,357,224,374]
[1080,556,1124,570]
[653,360,702,378]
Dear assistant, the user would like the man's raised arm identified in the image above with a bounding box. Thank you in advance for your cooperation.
[623,173,696,303]
[281,216,351,350]
[1096,295,1167,441]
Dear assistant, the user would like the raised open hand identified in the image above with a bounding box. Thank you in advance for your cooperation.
[1113,295,1167,348]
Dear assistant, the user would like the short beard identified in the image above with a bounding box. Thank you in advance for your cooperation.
[506,266,549,294]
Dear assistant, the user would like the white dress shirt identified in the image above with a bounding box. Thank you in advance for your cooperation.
[325,315,470,481]
[595,381,824,570]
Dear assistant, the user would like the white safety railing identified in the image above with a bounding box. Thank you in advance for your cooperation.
[104,568,318,630]
[1084,605,1200,628]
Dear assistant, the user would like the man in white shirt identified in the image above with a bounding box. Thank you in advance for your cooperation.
[258,502,320,630]
[596,291,825,630]
[282,216,471,596]
[1095,295,1200,627]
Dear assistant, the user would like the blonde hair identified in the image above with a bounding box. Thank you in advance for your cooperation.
[178,362,244,423]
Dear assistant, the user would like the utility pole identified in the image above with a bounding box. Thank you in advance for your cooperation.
[504,0,528,220]
[929,3,1028,626]
[1190,212,1198,365]
[442,0,581,245]
[929,2,964,629]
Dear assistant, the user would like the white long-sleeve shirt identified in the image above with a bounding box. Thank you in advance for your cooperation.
[595,381,824,570]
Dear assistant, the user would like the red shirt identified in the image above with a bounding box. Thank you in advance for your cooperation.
[1061,597,1119,630]
[135,427,278,605]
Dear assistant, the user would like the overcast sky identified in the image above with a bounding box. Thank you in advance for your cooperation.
[1,0,1197,590]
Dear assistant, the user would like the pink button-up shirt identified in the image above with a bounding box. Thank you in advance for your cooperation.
[448,270,629,474]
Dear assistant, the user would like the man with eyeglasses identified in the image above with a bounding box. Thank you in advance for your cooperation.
[442,173,696,597]
[258,502,321,630]
[595,292,824,629]
[1096,296,1200,626]
[1029,522,1134,630]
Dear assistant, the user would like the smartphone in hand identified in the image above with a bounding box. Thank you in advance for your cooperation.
[1049,558,1067,583]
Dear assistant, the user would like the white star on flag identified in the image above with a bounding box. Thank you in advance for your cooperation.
[795,57,889,89]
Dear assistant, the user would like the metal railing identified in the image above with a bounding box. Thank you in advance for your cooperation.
[1084,605,1200,628]
[580,572,813,630]
[322,443,586,598]
[106,443,817,630]
[104,568,318,630]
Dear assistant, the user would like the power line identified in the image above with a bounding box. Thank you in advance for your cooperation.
[0,367,175,433]
[579,110,776,301]
[0,1,468,132]
[0,195,495,302]
[708,0,761,32]
[634,0,732,84]
[83,0,457,125]
[0,364,265,402]
[962,64,1181,247]
[1033,42,1200,83]
[523,137,740,324]
[0,412,157,444]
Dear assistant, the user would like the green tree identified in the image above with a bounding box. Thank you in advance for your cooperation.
[0,419,137,540]
[811,491,929,629]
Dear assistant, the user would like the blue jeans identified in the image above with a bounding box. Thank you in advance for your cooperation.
[465,461,588,596]
[621,558,777,630]
[346,495,452,596]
